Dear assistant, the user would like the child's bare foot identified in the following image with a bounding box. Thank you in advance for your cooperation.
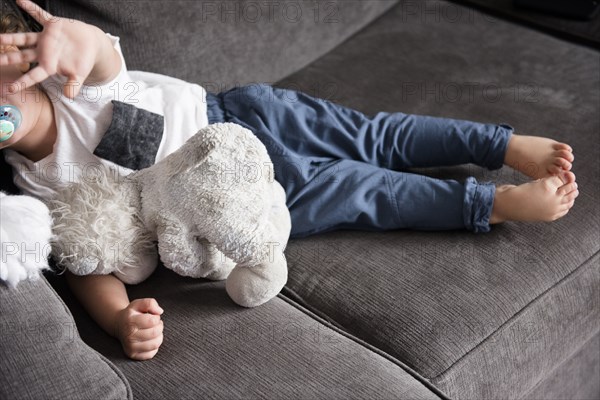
[504,134,574,180]
[490,171,579,224]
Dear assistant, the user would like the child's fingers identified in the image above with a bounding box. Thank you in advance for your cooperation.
[131,313,162,330]
[132,321,164,341]
[63,75,84,99]
[130,334,164,353]
[0,49,37,66]
[16,0,55,25]
[130,348,159,361]
[131,298,165,315]
[0,32,38,47]
[8,65,49,93]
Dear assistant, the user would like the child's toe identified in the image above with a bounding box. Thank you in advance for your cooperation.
[553,142,573,153]
[558,182,578,196]
[554,158,572,170]
[552,209,569,221]
[560,171,576,184]
[554,149,574,162]
[548,164,563,176]
[562,190,579,203]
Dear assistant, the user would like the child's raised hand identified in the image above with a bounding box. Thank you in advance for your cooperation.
[0,0,120,99]
[115,298,165,361]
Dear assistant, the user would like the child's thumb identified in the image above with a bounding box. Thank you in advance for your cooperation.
[63,75,83,99]
[133,298,164,315]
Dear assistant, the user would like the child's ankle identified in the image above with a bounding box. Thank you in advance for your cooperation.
[490,185,515,224]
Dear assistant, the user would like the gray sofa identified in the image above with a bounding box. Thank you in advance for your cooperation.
[1,1,599,399]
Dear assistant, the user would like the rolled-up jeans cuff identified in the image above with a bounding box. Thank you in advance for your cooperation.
[463,177,496,233]
[485,123,514,170]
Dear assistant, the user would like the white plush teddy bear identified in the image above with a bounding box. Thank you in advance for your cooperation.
[0,192,53,288]
[50,122,292,307]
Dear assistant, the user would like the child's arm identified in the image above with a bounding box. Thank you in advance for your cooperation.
[0,0,122,98]
[65,271,165,361]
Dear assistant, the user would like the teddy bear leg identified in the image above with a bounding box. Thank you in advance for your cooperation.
[112,247,159,285]
[191,237,235,280]
[225,247,288,308]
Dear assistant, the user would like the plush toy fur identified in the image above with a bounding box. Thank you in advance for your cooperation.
[50,122,291,307]
[0,192,53,288]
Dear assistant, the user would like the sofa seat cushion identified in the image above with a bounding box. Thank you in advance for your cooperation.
[522,329,600,400]
[45,266,449,400]
[275,1,600,399]
[283,236,598,399]
[0,275,131,400]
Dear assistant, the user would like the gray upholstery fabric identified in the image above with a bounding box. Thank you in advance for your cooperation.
[275,1,600,398]
[430,253,599,398]
[522,329,600,400]
[44,266,447,400]
[45,0,398,90]
[6,0,598,398]
[0,275,131,400]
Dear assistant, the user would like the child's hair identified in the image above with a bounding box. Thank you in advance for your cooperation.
[1,1,42,72]
[0,11,33,75]
[1,11,28,33]
[1,0,33,34]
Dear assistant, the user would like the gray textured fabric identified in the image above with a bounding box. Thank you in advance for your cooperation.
[430,253,600,398]
[44,266,446,400]
[7,0,598,399]
[93,100,164,170]
[0,275,131,400]
[522,329,600,400]
[45,0,399,90]
[276,0,600,398]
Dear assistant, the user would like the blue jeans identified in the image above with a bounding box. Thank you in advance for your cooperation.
[206,83,513,238]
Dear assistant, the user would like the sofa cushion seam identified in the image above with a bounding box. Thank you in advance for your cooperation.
[430,249,600,380]
[278,287,453,400]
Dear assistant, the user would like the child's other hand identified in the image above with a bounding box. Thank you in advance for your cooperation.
[0,0,120,98]
[115,298,165,361]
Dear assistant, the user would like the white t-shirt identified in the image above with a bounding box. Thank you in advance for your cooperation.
[4,34,209,201]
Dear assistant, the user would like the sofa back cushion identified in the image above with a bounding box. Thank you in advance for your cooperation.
[45,0,398,89]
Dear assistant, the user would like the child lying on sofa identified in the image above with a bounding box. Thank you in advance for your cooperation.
[0,0,579,360]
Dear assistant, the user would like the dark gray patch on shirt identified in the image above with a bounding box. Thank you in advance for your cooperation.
[93,100,164,170]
